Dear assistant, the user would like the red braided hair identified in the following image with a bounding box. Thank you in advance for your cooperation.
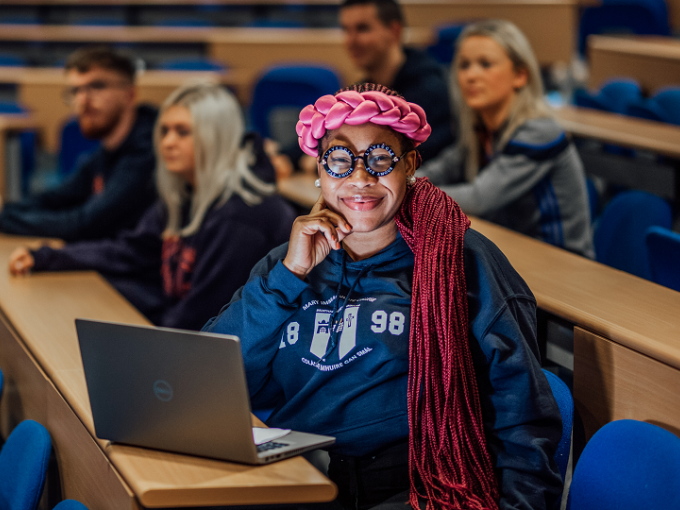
[395,177,500,510]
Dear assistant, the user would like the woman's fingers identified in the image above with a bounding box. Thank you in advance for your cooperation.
[8,248,34,276]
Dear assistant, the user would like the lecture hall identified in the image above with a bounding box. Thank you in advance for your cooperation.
[0,1,679,510]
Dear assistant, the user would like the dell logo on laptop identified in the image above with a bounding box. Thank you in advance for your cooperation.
[153,380,173,402]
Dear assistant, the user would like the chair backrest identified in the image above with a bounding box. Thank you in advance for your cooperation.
[159,58,227,72]
[0,420,52,510]
[0,53,27,67]
[599,79,643,114]
[427,23,466,65]
[0,100,36,196]
[58,118,100,178]
[249,64,340,143]
[652,87,680,126]
[586,177,599,222]
[52,500,89,510]
[568,419,680,510]
[542,369,573,483]
[645,226,680,292]
[594,190,672,279]
[579,0,670,53]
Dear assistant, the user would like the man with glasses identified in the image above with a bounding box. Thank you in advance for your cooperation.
[0,47,157,241]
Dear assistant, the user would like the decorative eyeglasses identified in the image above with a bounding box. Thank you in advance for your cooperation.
[322,143,407,178]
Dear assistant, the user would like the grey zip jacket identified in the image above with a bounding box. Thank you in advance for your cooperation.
[417,117,594,258]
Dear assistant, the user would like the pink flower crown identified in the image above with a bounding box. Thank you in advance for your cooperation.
[296,90,432,157]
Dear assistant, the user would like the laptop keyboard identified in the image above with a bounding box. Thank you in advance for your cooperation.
[257,441,288,453]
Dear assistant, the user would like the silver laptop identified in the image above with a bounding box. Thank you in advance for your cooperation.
[75,318,335,464]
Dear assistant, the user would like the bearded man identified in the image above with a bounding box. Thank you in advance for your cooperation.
[0,47,157,241]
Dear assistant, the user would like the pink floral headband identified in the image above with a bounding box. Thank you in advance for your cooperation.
[296,90,432,157]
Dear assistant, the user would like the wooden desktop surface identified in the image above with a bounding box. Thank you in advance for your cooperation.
[470,218,680,369]
[554,105,680,160]
[0,235,336,508]
[0,67,247,153]
[588,35,680,94]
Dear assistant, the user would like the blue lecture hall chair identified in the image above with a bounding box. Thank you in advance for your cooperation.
[0,53,28,67]
[568,419,680,510]
[427,23,467,65]
[627,87,680,126]
[153,18,215,28]
[573,79,642,156]
[249,64,341,141]
[58,118,100,179]
[52,500,88,510]
[0,100,36,196]
[574,79,643,115]
[594,190,672,280]
[0,420,52,510]
[579,0,670,54]
[586,177,599,223]
[645,226,680,292]
[159,58,227,72]
[541,369,573,486]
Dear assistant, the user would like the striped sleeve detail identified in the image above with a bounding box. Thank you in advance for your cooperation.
[533,176,564,248]
[503,132,569,161]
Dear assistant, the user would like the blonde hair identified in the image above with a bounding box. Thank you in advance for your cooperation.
[155,82,275,237]
[452,19,552,181]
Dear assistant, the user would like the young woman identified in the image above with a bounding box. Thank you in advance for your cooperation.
[9,82,297,331]
[203,84,563,510]
[417,20,594,259]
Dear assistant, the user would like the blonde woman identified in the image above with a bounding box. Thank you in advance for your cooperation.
[418,19,594,258]
[9,82,297,330]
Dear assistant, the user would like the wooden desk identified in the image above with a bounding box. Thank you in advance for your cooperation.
[401,0,581,65]
[587,35,680,94]
[0,25,431,99]
[0,67,246,153]
[0,235,336,508]
[0,114,36,201]
[470,217,680,442]
[553,105,680,204]
[554,106,680,160]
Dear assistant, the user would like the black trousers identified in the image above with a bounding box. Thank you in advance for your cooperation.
[175,441,424,510]
[303,440,425,510]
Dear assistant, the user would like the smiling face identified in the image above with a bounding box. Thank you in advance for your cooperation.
[456,35,527,123]
[66,66,134,139]
[158,105,196,185]
[318,122,415,243]
[340,4,400,73]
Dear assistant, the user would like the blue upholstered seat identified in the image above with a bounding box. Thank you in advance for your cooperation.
[646,226,680,292]
[594,190,672,279]
[568,419,680,509]
[542,369,573,485]
[0,420,52,510]
[52,500,89,510]
[249,64,340,142]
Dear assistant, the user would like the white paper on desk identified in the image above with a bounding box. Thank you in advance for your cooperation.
[253,427,291,445]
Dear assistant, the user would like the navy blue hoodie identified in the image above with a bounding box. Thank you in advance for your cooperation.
[203,229,563,510]
[0,105,157,242]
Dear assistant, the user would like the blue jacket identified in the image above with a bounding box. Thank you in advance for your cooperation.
[203,229,563,510]
[0,105,157,242]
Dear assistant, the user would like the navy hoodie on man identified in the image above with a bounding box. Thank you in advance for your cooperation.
[30,134,297,331]
[0,105,157,242]
[203,229,563,510]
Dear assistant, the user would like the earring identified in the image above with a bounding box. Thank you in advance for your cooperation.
[314,178,321,188]
[406,175,416,186]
